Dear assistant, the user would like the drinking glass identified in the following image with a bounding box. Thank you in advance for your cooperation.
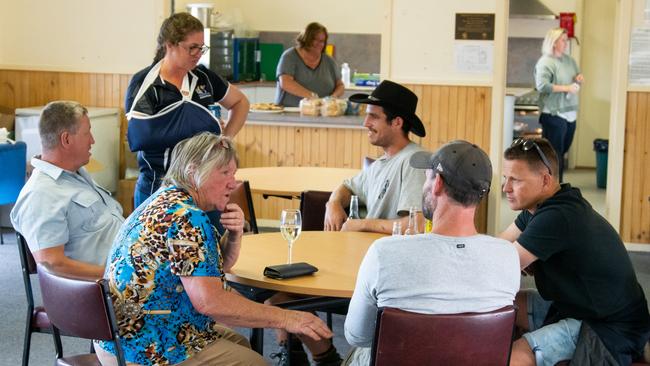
[404,206,420,235]
[280,209,302,264]
[392,221,402,236]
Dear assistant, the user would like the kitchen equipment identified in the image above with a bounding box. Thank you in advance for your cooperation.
[259,43,283,81]
[186,3,214,27]
[209,28,234,80]
[513,89,542,138]
[233,37,260,82]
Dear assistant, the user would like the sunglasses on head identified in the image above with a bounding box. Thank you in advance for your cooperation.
[511,138,552,175]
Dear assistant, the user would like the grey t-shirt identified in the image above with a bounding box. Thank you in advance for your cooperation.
[344,233,520,365]
[275,47,341,107]
[343,142,425,219]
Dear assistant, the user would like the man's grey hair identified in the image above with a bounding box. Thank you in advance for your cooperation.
[39,101,88,151]
[541,27,567,56]
[162,132,239,192]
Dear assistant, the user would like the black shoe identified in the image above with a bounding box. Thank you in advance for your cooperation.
[313,345,342,366]
[269,340,310,366]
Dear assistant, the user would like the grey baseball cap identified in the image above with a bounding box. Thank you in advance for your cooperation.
[409,140,492,197]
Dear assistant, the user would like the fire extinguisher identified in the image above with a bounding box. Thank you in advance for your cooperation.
[559,12,576,38]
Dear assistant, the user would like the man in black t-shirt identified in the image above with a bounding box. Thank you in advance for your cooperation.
[500,138,650,366]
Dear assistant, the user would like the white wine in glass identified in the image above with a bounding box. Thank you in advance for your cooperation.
[280,209,302,264]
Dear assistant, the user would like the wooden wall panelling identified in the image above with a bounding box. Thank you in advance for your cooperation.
[622,92,650,243]
[0,69,134,214]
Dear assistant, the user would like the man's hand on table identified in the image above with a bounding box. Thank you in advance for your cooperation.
[324,202,347,231]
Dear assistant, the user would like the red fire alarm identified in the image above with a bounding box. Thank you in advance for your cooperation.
[559,12,576,38]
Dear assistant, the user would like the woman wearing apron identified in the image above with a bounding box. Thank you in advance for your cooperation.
[126,12,249,214]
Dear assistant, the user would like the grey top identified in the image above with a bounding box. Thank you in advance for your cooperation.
[343,142,425,219]
[11,158,123,266]
[344,233,520,354]
[275,47,341,107]
[534,53,580,117]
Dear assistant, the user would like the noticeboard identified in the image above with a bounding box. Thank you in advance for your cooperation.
[455,13,495,40]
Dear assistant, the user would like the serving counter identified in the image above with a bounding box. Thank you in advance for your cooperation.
[246,111,365,129]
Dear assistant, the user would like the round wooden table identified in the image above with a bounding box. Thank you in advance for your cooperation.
[235,167,360,197]
[226,231,386,298]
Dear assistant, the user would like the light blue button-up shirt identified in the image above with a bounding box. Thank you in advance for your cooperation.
[11,158,124,266]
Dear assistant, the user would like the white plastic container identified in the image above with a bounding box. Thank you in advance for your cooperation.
[341,62,351,88]
[15,106,120,192]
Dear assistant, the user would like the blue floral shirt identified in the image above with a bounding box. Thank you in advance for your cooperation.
[99,186,225,365]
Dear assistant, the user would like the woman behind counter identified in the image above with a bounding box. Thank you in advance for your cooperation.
[96,133,332,366]
[275,22,345,107]
[126,12,249,207]
[534,27,583,182]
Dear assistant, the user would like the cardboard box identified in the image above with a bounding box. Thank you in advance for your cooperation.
[0,106,15,131]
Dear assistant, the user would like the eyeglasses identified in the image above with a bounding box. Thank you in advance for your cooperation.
[511,138,552,175]
[180,43,210,57]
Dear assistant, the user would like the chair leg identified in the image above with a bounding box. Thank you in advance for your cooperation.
[1,227,4,244]
[52,326,64,359]
[250,328,264,355]
[22,308,32,366]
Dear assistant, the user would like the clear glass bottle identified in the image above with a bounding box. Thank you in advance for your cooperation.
[404,206,419,235]
[349,195,360,219]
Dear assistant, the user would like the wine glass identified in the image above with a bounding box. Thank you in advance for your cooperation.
[280,209,302,264]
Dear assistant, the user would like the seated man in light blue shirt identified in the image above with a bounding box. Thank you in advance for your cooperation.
[11,101,123,278]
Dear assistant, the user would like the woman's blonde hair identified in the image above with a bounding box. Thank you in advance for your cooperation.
[162,132,238,192]
[541,27,567,56]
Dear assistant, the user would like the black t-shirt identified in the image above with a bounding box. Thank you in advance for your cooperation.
[516,184,650,364]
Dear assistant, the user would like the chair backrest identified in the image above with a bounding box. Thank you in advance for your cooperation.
[16,232,37,309]
[229,180,258,234]
[36,264,126,364]
[299,190,331,231]
[370,306,516,366]
[0,141,27,205]
[363,156,376,170]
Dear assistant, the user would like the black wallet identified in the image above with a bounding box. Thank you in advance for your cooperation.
[263,262,318,280]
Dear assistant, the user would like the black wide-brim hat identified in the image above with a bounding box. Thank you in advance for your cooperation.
[348,80,426,137]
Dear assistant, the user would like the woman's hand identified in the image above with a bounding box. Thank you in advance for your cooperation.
[220,203,245,235]
[574,74,584,84]
[283,310,333,341]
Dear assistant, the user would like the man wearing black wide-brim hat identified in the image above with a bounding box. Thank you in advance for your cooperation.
[324,80,427,234]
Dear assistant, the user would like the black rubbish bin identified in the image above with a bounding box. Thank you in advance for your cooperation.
[593,139,608,189]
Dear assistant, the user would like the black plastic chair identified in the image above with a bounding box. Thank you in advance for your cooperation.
[370,306,516,366]
[299,190,331,231]
[16,232,62,366]
[37,263,126,366]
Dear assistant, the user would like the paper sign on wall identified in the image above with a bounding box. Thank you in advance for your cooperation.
[454,43,493,74]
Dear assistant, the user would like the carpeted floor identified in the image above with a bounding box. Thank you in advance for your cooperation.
[1,228,648,366]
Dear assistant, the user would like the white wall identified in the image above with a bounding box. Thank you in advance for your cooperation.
[574,0,615,167]
[0,0,166,73]
[389,0,498,85]
[174,0,388,34]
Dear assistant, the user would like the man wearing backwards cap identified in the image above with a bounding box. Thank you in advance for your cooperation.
[324,80,427,234]
[343,141,520,366]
